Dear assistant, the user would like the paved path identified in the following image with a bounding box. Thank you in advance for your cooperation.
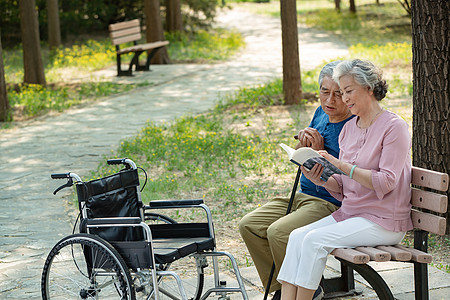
[0,6,349,299]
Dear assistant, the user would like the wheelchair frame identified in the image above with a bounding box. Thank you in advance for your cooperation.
[42,158,249,300]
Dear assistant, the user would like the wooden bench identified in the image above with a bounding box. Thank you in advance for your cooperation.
[322,166,449,300]
[109,19,169,76]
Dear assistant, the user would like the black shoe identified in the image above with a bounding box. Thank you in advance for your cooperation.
[312,285,324,300]
[272,289,281,300]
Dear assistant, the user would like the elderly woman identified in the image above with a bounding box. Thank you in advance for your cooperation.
[277,59,413,300]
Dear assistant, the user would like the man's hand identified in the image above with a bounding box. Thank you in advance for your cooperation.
[294,127,324,150]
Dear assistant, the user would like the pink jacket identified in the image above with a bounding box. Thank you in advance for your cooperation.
[328,110,413,232]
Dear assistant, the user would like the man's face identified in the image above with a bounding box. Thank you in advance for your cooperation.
[319,76,350,121]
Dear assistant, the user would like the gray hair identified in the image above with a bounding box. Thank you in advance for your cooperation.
[332,59,388,101]
[318,60,341,87]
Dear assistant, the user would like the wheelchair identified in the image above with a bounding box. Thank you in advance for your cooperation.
[41,158,249,300]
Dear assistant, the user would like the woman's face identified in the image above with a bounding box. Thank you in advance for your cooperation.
[339,74,373,116]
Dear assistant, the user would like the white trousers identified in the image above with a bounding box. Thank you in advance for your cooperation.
[277,215,405,290]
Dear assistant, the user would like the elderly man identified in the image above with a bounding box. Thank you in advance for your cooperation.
[239,61,354,300]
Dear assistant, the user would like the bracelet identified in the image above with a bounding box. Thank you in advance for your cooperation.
[349,165,357,179]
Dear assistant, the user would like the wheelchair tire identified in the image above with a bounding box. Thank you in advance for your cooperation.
[41,233,135,300]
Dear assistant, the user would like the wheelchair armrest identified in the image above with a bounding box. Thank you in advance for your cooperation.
[145,199,204,209]
[86,217,142,226]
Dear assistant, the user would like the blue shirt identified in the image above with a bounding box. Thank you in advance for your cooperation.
[299,106,354,207]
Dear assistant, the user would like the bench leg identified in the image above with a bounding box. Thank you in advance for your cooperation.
[143,47,165,71]
[129,51,145,73]
[116,53,133,76]
[322,260,361,299]
[414,230,429,300]
[341,259,395,300]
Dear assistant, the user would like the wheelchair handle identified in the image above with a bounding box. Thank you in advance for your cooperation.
[51,173,71,179]
[107,158,137,169]
[51,172,82,195]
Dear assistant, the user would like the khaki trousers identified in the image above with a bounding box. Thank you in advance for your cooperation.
[238,193,338,293]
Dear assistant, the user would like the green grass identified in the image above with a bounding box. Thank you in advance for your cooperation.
[1,28,244,123]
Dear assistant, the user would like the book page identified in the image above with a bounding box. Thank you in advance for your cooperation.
[280,143,344,181]
[279,143,320,164]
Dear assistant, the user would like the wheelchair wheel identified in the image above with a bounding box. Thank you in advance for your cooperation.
[42,233,135,300]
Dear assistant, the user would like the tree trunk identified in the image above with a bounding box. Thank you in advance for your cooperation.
[47,0,61,50]
[349,0,356,13]
[19,0,46,85]
[144,0,170,64]
[0,32,10,122]
[411,0,450,231]
[280,0,302,105]
[335,0,341,12]
[166,0,183,33]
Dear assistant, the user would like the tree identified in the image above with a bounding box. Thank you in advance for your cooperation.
[143,0,170,64]
[397,0,411,16]
[19,0,46,85]
[334,0,341,12]
[0,31,9,122]
[280,0,302,105]
[166,0,183,33]
[47,0,61,50]
[411,0,450,230]
[349,0,356,13]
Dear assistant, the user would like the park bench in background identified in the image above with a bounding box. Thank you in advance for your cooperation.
[109,19,169,76]
[323,166,449,300]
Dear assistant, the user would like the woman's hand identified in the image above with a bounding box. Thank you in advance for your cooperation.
[318,150,342,170]
[301,163,325,186]
[302,153,342,192]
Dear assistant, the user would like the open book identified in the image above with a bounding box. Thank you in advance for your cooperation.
[279,143,344,181]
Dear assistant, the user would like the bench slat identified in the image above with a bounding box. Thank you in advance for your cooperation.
[112,34,143,46]
[109,19,140,31]
[394,244,432,263]
[411,210,446,235]
[355,246,391,262]
[411,187,448,213]
[376,245,412,261]
[412,166,449,192]
[110,27,141,40]
[331,248,370,264]
[117,41,170,55]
